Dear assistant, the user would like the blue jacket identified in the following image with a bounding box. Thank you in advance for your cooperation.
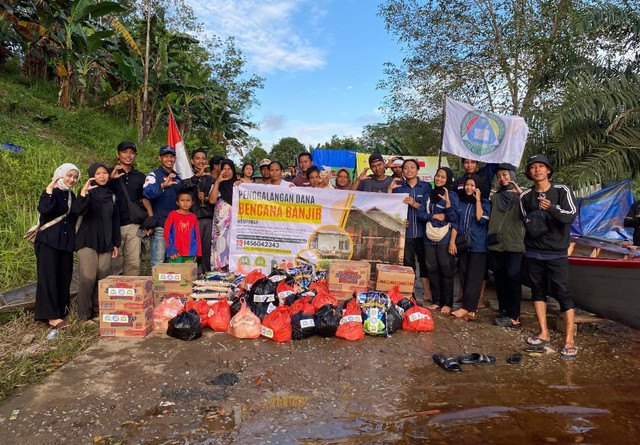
[417,192,459,245]
[456,198,491,252]
[393,180,432,238]
[143,166,182,227]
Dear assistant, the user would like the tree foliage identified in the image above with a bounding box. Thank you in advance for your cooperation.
[269,137,306,167]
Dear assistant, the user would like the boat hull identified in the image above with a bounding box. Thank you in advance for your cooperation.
[568,257,640,329]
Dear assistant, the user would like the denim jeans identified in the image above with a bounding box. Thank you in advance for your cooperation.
[150,226,165,268]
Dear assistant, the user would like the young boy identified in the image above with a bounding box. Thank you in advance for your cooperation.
[163,191,201,263]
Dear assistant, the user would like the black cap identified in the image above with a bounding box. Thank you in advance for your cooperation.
[525,154,553,179]
[497,163,516,172]
[117,141,137,153]
[158,145,176,156]
[368,153,384,165]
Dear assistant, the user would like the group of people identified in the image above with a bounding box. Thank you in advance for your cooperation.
[34,143,583,357]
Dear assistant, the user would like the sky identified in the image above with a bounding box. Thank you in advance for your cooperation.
[185,0,404,151]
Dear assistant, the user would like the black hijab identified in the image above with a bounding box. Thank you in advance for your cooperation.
[429,167,454,203]
[219,159,237,205]
[460,175,481,204]
[495,168,520,213]
[87,162,113,203]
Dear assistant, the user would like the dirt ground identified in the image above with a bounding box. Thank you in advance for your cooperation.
[1,285,640,445]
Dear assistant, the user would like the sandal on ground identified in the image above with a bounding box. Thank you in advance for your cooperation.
[561,346,579,358]
[522,345,545,353]
[433,354,461,373]
[526,335,550,346]
[457,353,496,365]
[507,353,522,364]
[49,320,71,330]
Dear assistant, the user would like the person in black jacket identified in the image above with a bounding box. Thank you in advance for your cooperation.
[623,200,640,246]
[34,163,80,329]
[73,162,121,322]
[519,154,578,358]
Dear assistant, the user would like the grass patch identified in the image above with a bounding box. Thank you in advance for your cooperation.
[0,303,99,406]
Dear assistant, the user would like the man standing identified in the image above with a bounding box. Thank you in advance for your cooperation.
[623,199,640,247]
[389,157,404,179]
[209,155,224,181]
[454,158,496,199]
[181,148,215,273]
[351,153,394,193]
[292,152,313,187]
[109,141,153,276]
[143,145,183,267]
[519,154,578,358]
[254,158,272,184]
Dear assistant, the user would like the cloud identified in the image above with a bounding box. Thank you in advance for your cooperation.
[187,0,327,73]
[263,114,285,131]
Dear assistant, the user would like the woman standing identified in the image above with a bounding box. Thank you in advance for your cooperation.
[209,159,237,271]
[487,164,524,327]
[417,167,459,313]
[35,164,80,329]
[72,162,120,322]
[266,161,294,187]
[334,168,352,190]
[451,175,491,319]
[236,163,254,184]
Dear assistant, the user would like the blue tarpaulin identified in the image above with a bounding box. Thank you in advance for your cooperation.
[570,179,634,242]
[312,149,356,169]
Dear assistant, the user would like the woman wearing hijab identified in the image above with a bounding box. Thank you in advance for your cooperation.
[450,175,491,319]
[35,164,80,329]
[334,168,352,190]
[209,159,237,270]
[417,167,459,313]
[487,164,525,327]
[72,162,120,322]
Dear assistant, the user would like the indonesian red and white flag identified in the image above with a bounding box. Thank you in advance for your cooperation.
[442,97,528,166]
[168,107,192,180]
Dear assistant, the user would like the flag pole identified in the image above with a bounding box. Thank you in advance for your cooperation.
[437,94,447,169]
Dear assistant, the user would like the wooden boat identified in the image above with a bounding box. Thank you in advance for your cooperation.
[568,237,640,329]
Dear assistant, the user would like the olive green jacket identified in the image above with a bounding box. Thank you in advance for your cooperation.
[487,193,525,253]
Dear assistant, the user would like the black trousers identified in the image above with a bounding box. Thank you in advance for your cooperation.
[404,237,428,278]
[197,217,213,274]
[525,256,575,312]
[488,251,523,320]
[425,244,455,307]
[35,242,73,321]
[458,251,487,312]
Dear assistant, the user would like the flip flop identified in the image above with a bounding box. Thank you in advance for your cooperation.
[561,346,579,358]
[507,353,522,364]
[526,335,550,346]
[50,320,71,330]
[457,353,496,365]
[433,354,461,373]
[522,345,545,353]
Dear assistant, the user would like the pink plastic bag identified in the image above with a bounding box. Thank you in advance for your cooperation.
[227,297,261,338]
[153,298,184,332]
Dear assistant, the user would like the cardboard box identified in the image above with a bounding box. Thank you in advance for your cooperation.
[333,288,366,301]
[152,263,198,293]
[375,264,415,295]
[98,276,153,307]
[327,261,370,296]
[99,306,154,338]
[153,291,192,307]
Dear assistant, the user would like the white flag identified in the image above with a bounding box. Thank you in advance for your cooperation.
[442,97,528,166]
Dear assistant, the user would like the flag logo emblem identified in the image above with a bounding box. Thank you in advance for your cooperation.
[460,111,505,156]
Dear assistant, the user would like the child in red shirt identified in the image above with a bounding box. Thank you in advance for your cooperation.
[164,191,201,263]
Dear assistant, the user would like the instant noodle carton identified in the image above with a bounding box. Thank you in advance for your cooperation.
[153,291,192,307]
[327,261,370,300]
[99,306,154,338]
[98,276,154,337]
[374,264,415,296]
[152,263,198,293]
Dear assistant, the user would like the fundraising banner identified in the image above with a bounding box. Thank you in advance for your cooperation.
[442,97,528,167]
[229,183,409,273]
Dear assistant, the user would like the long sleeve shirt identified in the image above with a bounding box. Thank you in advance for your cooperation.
[392,180,431,239]
[417,192,460,245]
[143,166,182,227]
[456,198,491,253]
[163,211,202,257]
[35,188,77,252]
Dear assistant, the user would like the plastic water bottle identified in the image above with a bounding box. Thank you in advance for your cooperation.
[46,330,59,341]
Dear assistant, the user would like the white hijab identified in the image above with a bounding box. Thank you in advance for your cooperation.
[53,163,80,191]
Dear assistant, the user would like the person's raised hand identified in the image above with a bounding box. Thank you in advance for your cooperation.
[507,180,522,194]
[474,189,481,201]
[162,173,178,189]
[110,165,125,180]
[46,176,63,194]
[439,187,450,204]
[358,167,370,181]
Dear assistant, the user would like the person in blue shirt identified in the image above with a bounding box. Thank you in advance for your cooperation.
[417,167,459,313]
[143,145,183,267]
[389,159,432,302]
[451,175,491,319]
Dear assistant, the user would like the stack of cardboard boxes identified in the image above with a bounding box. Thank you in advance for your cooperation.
[152,263,197,307]
[98,276,154,338]
[327,260,370,300]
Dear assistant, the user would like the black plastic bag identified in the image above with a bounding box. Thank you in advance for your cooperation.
[268,267,294,286]
[291,310,316,340]
[167,309,202,341]
[396,297,415,313]
[284,292,303,306]
[314,304,343,338]
[386,304,403,335]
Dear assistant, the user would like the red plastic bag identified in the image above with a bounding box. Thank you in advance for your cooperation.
[387,286,404,305]
[244,269,267,291]
[185,299,210,328]
[309,279,330,294]
[336,299,364,341]
[261,305,292,342]
[402,301,434,331]
[207,299,231,331]
[290,295,315,315]
[312,292,337,310]
[276,281,295,305]
[228,297,261,338]
[153,298,184,332]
